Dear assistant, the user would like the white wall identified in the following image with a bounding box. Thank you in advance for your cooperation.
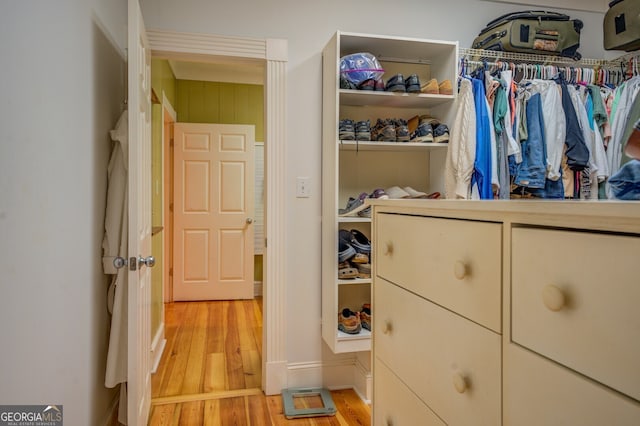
[138,0,607,371]
[0,0,126,424]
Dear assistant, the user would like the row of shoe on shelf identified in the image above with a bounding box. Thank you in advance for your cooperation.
[338,304,371,334]
[341,72,453,96]
[339,114,449,143]
[338,229,371,279]
[339,186,441,218]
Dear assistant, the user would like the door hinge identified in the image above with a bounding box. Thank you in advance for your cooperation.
[170,138,174,148]
[169,203,174,212]
[264,238,267,248]
[169,267,173,277]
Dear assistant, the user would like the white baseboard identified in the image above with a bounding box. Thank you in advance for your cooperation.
[254,280,262,297]
[151,324,166,374]
[353,356,373,404]
[285,357,371,402]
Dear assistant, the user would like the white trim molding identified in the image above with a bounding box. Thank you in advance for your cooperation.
[285,358,370,402]
[150,323,166,374]
[146,29,288,396]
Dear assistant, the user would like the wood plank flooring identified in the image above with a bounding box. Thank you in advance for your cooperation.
[149,299,371,425]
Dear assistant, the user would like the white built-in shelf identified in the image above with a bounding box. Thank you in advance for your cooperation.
[340,89,454,108]
[338,140,449,152]
[338,216,372,223]
[337,328,372,341]
[338,277,372,286]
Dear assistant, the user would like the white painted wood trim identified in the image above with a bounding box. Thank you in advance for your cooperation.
[147,30,267,60]
[162,92,176,122]
[146,29,288,396]
[254,280,263,297]
[150,323,166,374]
[264,54,287,395]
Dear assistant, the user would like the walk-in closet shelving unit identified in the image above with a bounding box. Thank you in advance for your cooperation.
[321,31,458,353]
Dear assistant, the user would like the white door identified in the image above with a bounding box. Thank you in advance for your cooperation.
[173,123,255,301]
[127,0,152,424]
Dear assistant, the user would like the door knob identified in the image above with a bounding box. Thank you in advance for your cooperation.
[138,255,155,268]
[246,217,254,224]
[113,256,128,269]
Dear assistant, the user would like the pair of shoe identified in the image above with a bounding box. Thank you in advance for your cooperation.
[338,260,371,279]
[385,74,421,93]
[338,228,371,279]
[420,78,453,95]
[357,188,389,218]
[338,119,371,141]
[338,188,388,217]
[371,118,409,142]
[385,185,442,199]
[339,229,371,256]
[408,115,450,143]
[338,303,371,334]
[340,76,385,92]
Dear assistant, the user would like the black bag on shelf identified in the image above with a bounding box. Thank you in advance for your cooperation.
[604,0,640,52]
[472,10,583,59]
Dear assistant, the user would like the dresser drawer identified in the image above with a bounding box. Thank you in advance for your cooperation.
[375,213,502,332]
[504,343,640,425]
[512,227,640,402]
[374,278,501,425]
[374,358,444,426]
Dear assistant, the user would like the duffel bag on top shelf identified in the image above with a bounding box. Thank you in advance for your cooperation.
[604,0,640,52]
[473,10,583,60]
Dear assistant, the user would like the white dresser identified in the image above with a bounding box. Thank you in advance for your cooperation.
[370,200,640,426]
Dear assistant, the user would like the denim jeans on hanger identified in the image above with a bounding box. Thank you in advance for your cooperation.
[514,93,547,189]
[609,160,640,200]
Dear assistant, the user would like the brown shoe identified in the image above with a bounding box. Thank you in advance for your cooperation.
[360,304,371,331]
[338,308,361,334]
[420,78,439,94]
[438,79,453,95]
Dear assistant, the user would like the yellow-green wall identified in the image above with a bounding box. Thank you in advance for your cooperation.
[176,80,264,142]
[149,68,265,339]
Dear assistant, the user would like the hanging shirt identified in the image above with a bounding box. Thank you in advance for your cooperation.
[471,78,494,199]
[445,78,477,199]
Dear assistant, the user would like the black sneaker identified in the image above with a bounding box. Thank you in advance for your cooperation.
[385,74,406,92]
[410,122,434,143]
[355,120,371,141]
[340,76,357,90]
[339,119,355,140]
[433,124,450,143]
[395,119,410,142]
[405,74,421,93]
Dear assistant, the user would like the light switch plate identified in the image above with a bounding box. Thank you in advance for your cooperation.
[296,177,311,198]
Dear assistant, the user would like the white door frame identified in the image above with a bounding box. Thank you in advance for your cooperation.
[146,30,288,395]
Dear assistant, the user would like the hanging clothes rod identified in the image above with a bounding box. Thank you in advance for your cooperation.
[459,47,602,67]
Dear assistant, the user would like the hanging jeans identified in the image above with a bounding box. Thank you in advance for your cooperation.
[514,93,547,189]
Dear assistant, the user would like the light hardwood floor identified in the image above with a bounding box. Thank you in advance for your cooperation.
[149,299,371,425]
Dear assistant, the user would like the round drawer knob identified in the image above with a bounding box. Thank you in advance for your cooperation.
[386,419,394,426]
[383,242,393,256]
[382,320,393,335]
[542,285,565,312]
[452,373,468,394]
[454,261,468,280]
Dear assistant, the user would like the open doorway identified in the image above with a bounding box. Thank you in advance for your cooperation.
[150,56,266,400]
[142,30,288,399]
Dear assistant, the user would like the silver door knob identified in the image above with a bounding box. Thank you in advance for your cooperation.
[246,218,253,224]
[113,256,128,269]
[138,255,155,268]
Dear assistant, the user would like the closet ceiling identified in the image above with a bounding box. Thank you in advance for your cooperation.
[168,59,265,85]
